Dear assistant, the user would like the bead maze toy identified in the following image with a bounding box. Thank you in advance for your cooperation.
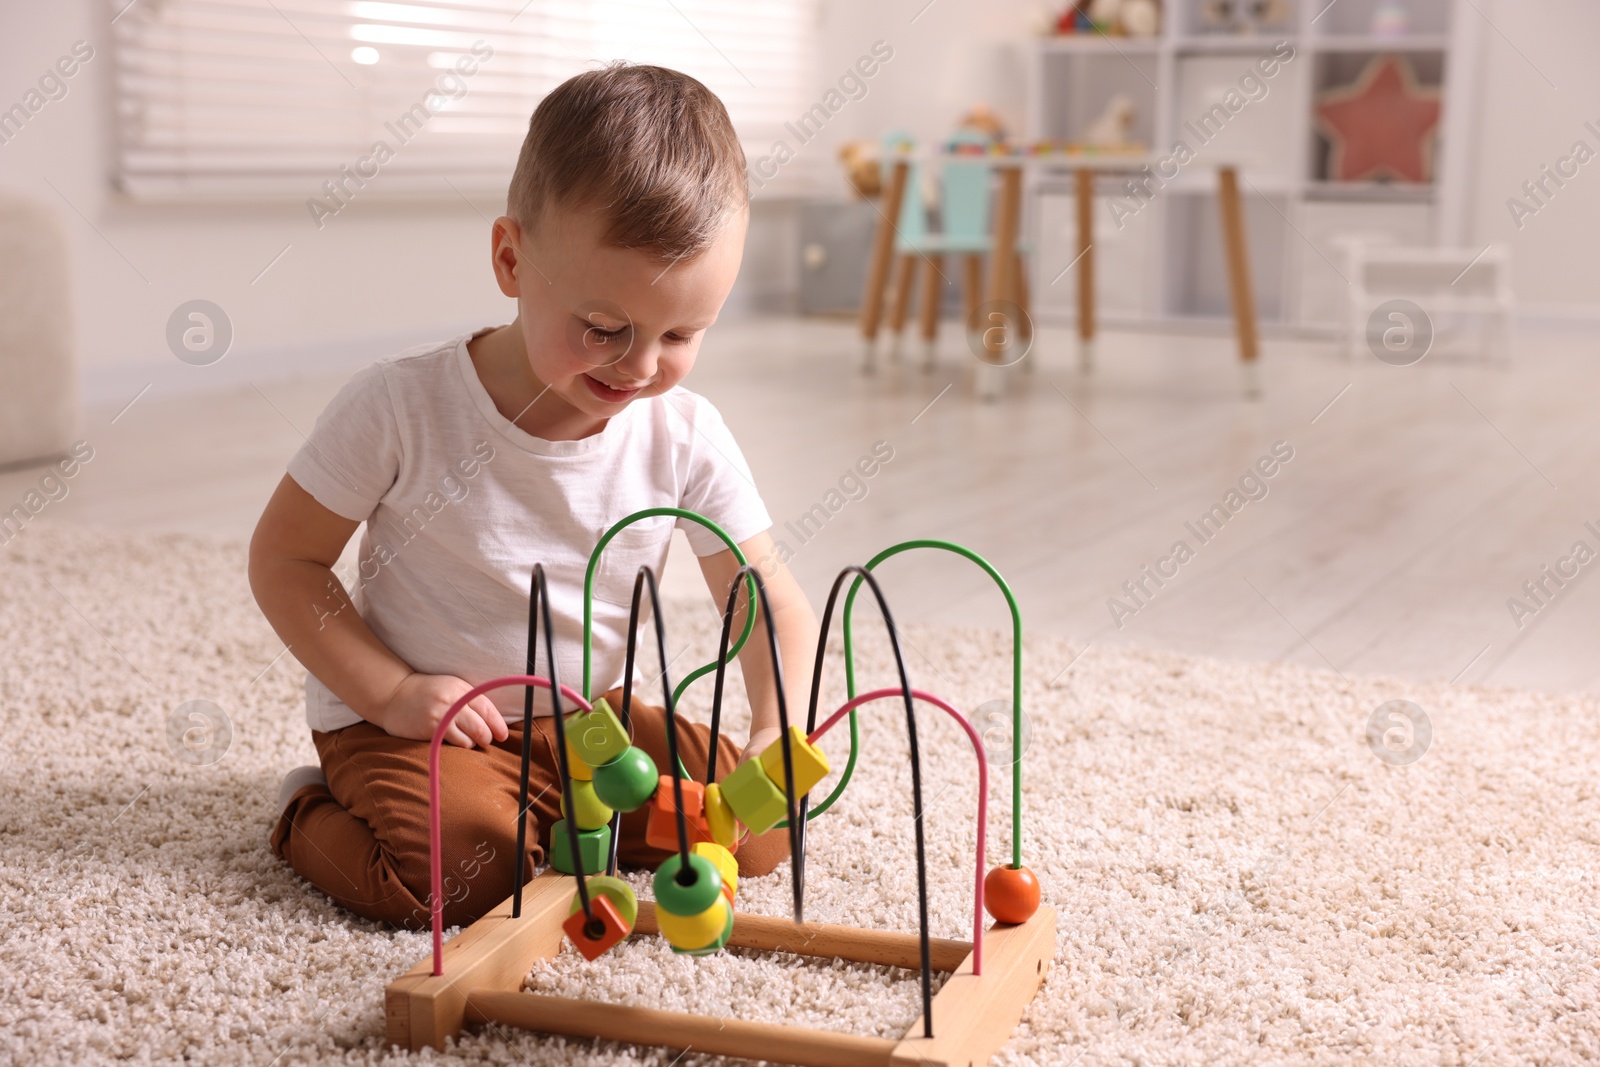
[385,509,1054,1066]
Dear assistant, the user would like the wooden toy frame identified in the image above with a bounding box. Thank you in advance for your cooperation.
[384,518,1052,1065]
[386,869,1054,1066]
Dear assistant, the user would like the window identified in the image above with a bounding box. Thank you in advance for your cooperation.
[110,0,817,199]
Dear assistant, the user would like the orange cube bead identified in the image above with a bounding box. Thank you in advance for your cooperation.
[561,893,628,960]
[644,775,715,851]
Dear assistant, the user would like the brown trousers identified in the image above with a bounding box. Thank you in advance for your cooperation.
[270,688,789,930]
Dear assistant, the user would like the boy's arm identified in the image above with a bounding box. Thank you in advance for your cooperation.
[248,473,508,749]
[697,531,818,763]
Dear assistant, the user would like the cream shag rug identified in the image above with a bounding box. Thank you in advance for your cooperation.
[3,525,1600,1066]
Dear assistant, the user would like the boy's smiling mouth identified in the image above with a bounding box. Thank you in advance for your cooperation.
[582,374,644,403]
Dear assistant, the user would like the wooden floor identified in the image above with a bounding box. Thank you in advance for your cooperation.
[7,316,1600,694]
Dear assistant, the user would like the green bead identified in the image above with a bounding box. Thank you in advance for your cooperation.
[563,778,614,831]
[590,746,658,811]
[652,852,722,917]
[567,874,638,930]
[549,820,610,875]
[677,900,735,956]
[570,697,630,768]
[720,757,790,834]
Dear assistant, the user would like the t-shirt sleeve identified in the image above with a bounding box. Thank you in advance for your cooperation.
[672,395,773,556]
[285,361,403,522]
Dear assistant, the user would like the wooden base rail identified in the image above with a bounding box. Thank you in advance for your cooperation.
[387,870,1055,1067]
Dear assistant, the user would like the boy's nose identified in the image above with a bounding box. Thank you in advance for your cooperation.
[617,341,658,383]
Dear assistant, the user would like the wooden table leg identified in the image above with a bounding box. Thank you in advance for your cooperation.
[962,253,983,335]
[887,252,918,351]
[860,159,909,372]
[1075,167,1096,373]
[1216,165,1261,395]
[918,252,943,370]
[1015,249,1033,373]
[980,165,1023,397]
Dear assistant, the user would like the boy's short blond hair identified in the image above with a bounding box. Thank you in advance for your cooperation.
[508,63,748,261]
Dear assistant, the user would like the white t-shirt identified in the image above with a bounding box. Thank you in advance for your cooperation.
[285,327,772,732]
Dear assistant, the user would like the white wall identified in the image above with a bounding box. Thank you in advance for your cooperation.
[1457,0,1600,320]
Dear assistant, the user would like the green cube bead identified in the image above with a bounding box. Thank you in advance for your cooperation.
[549,820,610,875]
[720,758,790,834]
[570,698,630,768]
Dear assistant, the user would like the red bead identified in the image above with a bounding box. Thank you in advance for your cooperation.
[984,864,1041,925]
[562,893,629,960]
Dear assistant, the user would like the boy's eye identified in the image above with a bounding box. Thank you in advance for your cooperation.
[664,332,694,345]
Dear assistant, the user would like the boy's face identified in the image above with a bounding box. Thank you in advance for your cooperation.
[492,201,747,424]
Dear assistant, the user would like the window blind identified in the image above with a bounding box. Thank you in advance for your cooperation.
[110,0,817,200]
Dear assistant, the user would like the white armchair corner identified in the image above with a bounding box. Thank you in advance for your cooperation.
[0,190,79,468]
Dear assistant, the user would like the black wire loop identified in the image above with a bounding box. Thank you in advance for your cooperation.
[794,564,934,1039]
[514,563,595,931]
[700,565,804,922]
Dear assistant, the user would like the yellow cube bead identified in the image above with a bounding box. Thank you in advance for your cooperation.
[703,782,740,851]
[562,778,614,832]
[656,896,730,952]
[563,737,593,781]
[758,725,831,798]
[692,841,738,900]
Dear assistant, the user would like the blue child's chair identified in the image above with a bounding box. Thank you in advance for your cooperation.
[875,128,1033,374]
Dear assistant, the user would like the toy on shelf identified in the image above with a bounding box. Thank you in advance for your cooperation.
[388,509,1053,1067]
[1315,55,1441,184]
[1082,93,1143,152]
[1201,0,1291,35]
[1050,0,1160,35]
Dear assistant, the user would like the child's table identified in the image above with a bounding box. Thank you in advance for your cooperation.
[860,151,1262,395]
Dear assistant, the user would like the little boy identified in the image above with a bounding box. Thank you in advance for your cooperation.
[250,64,816,930]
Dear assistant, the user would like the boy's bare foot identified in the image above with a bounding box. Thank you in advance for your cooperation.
[277,765,328,815]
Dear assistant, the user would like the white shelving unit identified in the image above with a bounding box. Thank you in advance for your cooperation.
[1022,0,1481,333]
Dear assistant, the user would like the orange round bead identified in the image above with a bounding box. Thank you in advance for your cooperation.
[983,864,1040,924]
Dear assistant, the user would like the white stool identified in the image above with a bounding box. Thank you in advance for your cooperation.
[1342,239,1514,365]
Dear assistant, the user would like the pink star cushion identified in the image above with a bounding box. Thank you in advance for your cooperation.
[1315,55,1442,184]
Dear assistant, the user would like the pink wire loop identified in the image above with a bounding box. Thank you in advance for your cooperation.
[808,687,988,974]
[429,675,591,977]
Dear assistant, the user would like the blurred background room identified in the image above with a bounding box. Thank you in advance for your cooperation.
[3,0,1599,690]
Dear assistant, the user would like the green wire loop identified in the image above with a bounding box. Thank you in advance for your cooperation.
[781,540,1026,870]
[581,508,757,776]
[580,518,1025,868]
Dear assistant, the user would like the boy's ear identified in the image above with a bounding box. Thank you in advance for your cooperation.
[490,216,526,299]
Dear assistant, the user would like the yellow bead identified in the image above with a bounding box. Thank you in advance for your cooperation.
[703,782,740,851]
[562,778,613,832]
[677,902,734,956]
[692,841,738,900]
[563,737,593,781]
[656,896,730,951]
[758,725,831,797]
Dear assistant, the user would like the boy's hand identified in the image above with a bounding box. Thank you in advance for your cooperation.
[375,672,510,750]
[738,725,783,766]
